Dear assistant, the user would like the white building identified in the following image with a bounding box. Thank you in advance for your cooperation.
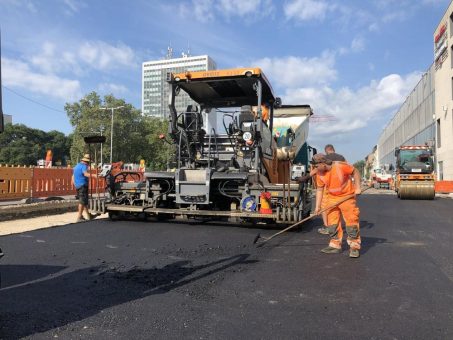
[377,65,436,171]
[433,4,453,180]
[142,53,216,118]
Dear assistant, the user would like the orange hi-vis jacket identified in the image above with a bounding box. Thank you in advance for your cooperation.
[316,162,355,197]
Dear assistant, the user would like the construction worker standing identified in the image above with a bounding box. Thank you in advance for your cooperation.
[317,144,347,235]
[312,153,362,258]
[324,144,346,162]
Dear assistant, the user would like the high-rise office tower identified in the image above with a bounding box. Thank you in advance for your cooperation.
[142,51,216,118]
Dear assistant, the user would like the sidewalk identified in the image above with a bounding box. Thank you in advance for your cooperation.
[0,212,108,236]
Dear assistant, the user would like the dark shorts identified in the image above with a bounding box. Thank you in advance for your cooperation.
[76,185,89,205]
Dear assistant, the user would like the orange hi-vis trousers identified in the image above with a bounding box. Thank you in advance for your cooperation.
[325,196,361,250]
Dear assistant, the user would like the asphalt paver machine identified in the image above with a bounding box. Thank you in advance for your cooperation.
[90,67,314,223]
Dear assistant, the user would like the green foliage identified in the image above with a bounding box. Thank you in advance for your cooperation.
[0,124,71,165]
[65,92,173,170]
[353,160,366,177]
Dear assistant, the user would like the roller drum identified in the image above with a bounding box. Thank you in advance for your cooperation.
[399,181,435,200]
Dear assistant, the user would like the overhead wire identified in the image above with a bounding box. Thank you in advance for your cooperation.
[2,85,65,113]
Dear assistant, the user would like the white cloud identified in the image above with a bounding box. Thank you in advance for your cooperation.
[98,83,128,96]
[2,57,82,100]
[218,0,274,17]
[1,0,37,13]
[63,0,86,14]
[337,37,366,56]
[382,10,410,23]
[284,0,329,22]
[29,40,137,75]
[368,22,379,32]
[253,53,337,88]
[78,41,136,70]
[351,37,365,52]
[179,0,214,23]
[283,72,422,136]
[422,0,449,5]
[179,0,273,22]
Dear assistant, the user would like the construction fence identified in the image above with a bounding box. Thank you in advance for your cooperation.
[1,165,451,201]
[0,165,106,201]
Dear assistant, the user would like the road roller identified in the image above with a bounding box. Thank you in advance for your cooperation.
[394,145,435,200]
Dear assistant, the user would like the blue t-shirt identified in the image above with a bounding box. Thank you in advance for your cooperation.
[73,162,88,189]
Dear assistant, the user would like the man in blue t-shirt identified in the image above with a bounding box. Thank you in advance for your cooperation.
[72,153,95,222]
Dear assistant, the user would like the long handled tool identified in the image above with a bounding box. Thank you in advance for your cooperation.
[253,186,370,247]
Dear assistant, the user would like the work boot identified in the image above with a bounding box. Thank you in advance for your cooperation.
[349,249,360,258]
[321,246,341,254]
[317,226,329,235]
[76,216,86,223]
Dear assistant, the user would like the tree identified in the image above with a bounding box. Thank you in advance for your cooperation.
[143,116,174,170]
[0,124,71,165]
[65,92,173,170]
[353,160,366,178]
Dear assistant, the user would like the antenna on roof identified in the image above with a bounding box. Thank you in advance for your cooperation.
[187,41,191,57]
[166,44,173,60]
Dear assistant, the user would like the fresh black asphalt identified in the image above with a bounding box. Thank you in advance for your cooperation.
[1,194,453,339]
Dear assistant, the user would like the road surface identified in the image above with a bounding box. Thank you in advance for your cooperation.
[1,193,452,339]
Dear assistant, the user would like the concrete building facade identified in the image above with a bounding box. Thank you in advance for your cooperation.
[377,65,436,171]
[433,3,453,180]
[376,1,453,180]
[142,54,216,118]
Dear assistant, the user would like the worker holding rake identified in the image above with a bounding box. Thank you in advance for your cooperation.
[312,153,362,258]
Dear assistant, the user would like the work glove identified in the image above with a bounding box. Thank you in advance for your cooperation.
[295,174,311,183]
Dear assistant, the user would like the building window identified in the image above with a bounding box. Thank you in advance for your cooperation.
[437,118,441,148]
[450,13,453,37]
[438,161,444,180]
[451,46,453,68]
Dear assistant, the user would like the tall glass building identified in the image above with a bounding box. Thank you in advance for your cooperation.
[142,54,217,118]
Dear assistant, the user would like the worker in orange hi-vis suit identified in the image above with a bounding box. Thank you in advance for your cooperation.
[312,153,362,258]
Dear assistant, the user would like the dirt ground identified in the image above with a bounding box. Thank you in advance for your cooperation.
[0,212,108,236]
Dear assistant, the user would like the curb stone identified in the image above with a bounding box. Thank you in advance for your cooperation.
[0,200,79,222]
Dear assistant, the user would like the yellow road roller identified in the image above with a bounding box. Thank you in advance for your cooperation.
[394,145,435,200]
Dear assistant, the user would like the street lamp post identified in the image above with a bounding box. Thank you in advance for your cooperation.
[100,106,124,164]
[99,125,105,166]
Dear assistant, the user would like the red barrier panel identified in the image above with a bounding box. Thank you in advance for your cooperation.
[0,166,141,201]
[32,168,76,198]
[0,166,33,200]
[435,180,453,193]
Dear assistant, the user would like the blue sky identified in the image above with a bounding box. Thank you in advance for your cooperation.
[0,0,450,162]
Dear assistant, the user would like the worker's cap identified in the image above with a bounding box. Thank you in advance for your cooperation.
[81,154,91,162]
[310,153,332,165]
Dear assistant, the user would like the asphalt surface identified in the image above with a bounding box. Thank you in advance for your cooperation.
[1,193,453,339]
